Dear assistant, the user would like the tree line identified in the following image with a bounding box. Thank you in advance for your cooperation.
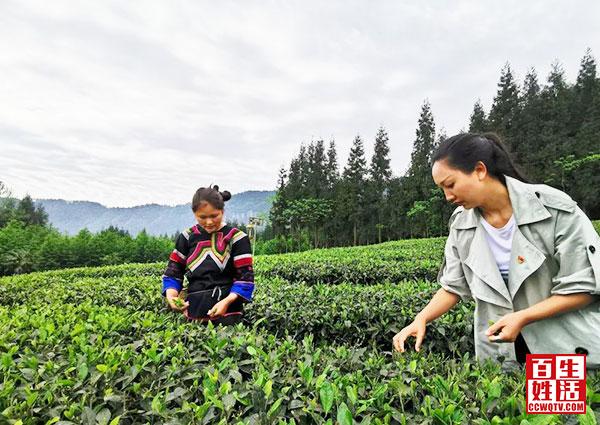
[0,183,175,276]
[266,49,600,250]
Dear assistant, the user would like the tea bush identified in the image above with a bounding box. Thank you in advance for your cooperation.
[2,236,446,285]
[1,235,599,423]
[0,272,474,355]
[3,300,596,424]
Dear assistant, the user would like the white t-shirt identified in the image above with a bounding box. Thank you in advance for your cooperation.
[480,214,516,281]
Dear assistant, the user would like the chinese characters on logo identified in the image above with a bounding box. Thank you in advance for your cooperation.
[526,354,586,414]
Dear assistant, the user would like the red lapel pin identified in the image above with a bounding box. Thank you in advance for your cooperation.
[517,255,525,264]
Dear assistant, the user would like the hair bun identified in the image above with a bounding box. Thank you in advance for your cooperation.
[211,184,220,192]
[220,190,232,202]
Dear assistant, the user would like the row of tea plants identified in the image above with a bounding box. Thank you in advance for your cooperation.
[1,233,599,423]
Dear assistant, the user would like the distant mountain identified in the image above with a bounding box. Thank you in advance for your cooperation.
[35,190,275,236]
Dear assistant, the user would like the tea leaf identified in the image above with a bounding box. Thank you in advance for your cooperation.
[320,380,334,414]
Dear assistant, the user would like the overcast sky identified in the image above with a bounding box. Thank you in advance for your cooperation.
[1,1,599,207]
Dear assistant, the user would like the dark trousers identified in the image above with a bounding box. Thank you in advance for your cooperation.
[515,333,531,365]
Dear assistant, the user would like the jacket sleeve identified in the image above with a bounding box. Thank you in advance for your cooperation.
[230,230,255,302]
[438,218,472,301]
[161,232,189,296]
[551,207,600,295]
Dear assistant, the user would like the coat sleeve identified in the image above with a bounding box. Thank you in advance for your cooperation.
[229,230,255,302]
[161,232,189,296]
[438,217,472,301]
[551,206,600,295]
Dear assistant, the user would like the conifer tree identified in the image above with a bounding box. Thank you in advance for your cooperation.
[407,101,436,200]
[341,135,367,245]
[539,62,571,163]
[370,127,392,186]
[404,101,438,236]
[468,100,488,133]
[488,63,520,150]
[571,48,598,154]
[325,139,339,190]
[368,127,392,243]
[16,195,48,227]
[269,167,289,233]
[514,67,543,177]
[307,140,327,198]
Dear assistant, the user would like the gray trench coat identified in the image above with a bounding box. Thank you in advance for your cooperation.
[438,176,600,369]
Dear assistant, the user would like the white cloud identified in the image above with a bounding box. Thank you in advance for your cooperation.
[0,0,599,206]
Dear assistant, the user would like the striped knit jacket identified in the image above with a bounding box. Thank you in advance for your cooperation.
[161,223,255,302]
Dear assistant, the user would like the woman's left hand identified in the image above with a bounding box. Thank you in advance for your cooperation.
[207,299,230,318]
[485,311,528,343]
[207,293,240,318]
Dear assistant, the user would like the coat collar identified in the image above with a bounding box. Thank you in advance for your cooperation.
[453,175,554,307]
[453,175,552,230]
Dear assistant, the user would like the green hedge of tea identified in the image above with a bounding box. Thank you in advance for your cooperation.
[8,236,446,285]
[2,235,600,423]
[0,272,473,354]
[2,299,597,424]
[256,238,445,284]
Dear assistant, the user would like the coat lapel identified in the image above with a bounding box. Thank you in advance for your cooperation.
[463,223,513,308]
[507,226,547,299]
[452,176,562,306]
[503,176,550,298]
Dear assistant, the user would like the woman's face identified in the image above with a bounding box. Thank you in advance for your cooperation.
[431,159,486,209]
[194,202,224,233]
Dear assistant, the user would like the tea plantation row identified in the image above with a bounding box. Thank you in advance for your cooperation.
[2,295,598,424]
[0,273,473,355]
[18,222,599,283]
[19,237,446,285]
[1,232,599,424]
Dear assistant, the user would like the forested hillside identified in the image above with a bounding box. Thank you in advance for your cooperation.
[35,190,274,236]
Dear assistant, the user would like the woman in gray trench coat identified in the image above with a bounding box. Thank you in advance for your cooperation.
[393,133,600,370]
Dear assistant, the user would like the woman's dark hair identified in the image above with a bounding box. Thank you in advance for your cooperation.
[192,185,232,212]
[431,132,529,184]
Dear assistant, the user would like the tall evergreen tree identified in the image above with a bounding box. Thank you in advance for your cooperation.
[577,76,600,155]
[514,67,543,178]
[539,62,572,166]
[468,100,488,133]
[404,101,438,237]
[385,176,410,239]
[285,144,306,199]
[269,167,289,233]
[488,63,520,150]
[325,139,339,190]
[322,140,340,246]
[370,127,392,186]
[307,140,327,198]
[341,135,367,245]
[16,195,48,227]
[407,101,436,199]
[571,49,598,154]
[367,127,392,243]
[572,70,600,218]
[297,144,310,197]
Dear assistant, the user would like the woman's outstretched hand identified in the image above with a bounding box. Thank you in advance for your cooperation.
[207,293,240,318]
[393,316,427,353]
[486,312,526,343]
[165,289,189,312]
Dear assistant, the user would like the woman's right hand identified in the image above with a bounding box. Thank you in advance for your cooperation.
[165,289,189,311]
[393,316,427,353]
